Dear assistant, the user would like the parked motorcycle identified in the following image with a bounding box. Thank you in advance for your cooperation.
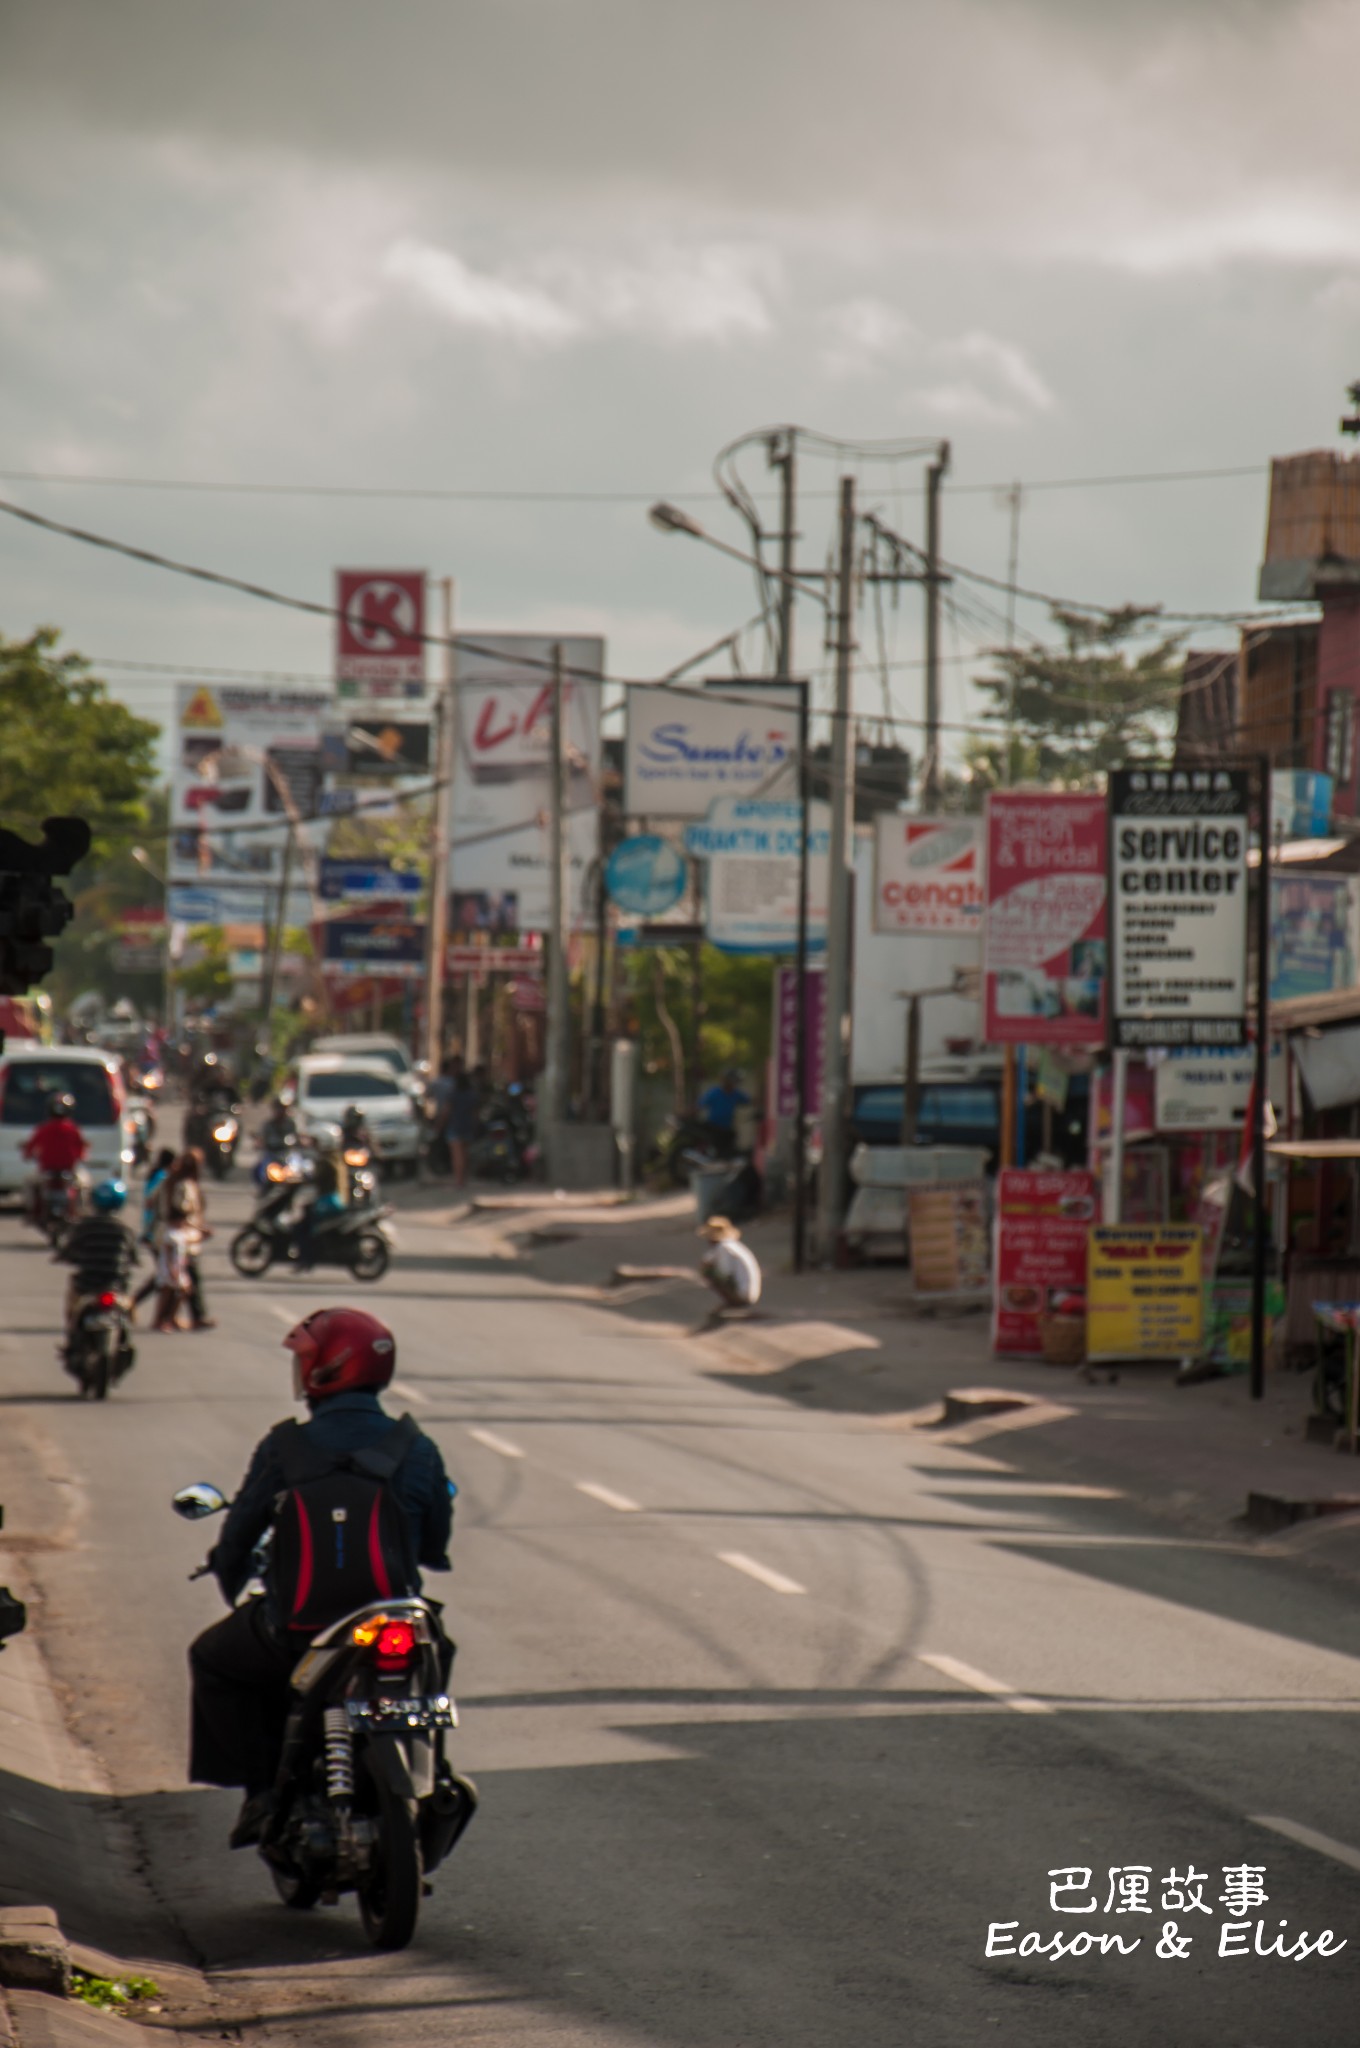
[173,1485,476,1950]
[230,1182,394,1282]
[66,1289,135,1400]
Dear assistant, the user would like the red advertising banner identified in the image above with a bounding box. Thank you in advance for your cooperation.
[984,791,1107,1046]
[335,570,426,694]
[992,1167,1097,1355]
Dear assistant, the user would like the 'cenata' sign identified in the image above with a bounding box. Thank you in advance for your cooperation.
[1109,766,1250,1049]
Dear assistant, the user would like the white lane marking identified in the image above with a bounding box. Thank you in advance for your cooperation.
[919,1651,1053,1716]
[467,1427,526,1460]
[717,1551,805,1596]
[389,1378,430,1407]
[576,1481,641,1514]
[268,1306,296,1325]
[1250,1815,1360,1874]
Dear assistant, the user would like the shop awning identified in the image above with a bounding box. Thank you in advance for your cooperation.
[1268,1138,1360,1160]
[1271,987,1360,1034]
[1250,837,1360,874]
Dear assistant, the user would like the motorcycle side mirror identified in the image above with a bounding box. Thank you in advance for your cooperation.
[172,1483,228,1520]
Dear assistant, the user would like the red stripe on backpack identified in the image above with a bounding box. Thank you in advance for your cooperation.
[368,1496,392,1598]
[291,1494,315,1619]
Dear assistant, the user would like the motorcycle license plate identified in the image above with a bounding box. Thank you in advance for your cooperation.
[85,1316,118,1330]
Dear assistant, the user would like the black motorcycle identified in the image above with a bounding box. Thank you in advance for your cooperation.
[230,1182,393,1283]
[173,1485,476,1951]
[204,1109,241,1180]
[66,1289,135,1400]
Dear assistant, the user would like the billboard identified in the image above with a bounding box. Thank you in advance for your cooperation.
[450,634,603,932]
[335,571,426,697]
[321,717,431,777]
[624,683,799,818]
[874,815,983,934]
[1270,873,1353,1001]
[321,917,426,978]
[685,798,829,954]
[1109,766,1249,1048]
[169,684,329,927]
[984,791,1107,1046]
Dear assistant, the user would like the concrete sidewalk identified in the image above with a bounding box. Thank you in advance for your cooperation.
[463,1189,1360,1584]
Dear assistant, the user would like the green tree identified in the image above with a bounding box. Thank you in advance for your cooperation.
[618,944,774,1105]
[1,631,161,1011]
[172,927,232,1006]
[0,630,159,855]
[969,605,1185,792]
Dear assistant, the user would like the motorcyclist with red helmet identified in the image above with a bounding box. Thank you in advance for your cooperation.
[187,1307,454,1847]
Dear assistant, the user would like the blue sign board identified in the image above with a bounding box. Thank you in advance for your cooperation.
[606,835,687,916]
[319,859,422,903]
[322,918,427,978]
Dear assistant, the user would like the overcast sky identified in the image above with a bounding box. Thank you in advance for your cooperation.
[2,0,1357,764]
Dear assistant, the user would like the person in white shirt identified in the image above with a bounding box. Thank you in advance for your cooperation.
[698,1216,762,1315]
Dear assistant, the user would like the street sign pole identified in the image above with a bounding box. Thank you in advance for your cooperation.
[423,577,455,1072]
[1250,755,1272,1402]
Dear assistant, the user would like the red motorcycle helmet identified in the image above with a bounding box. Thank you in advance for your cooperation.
[284,1307,395,1401]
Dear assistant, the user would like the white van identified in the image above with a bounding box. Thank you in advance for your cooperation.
[0,1046,135,1200]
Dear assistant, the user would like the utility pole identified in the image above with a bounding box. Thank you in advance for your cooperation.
[770,429,812,1274]
[816,474,857,1262]
[542,642,571,1138]
[424,578,455,1073]
[923,442,950,807]
[259,817,295,1042]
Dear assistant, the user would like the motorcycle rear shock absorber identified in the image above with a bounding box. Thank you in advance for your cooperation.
[323,1705,354,1802]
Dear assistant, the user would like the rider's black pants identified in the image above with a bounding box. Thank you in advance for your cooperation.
[188,1600,296,1794]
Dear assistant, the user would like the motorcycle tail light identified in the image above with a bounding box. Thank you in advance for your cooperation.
[97,1291,118,1309]
[374,1621,419,1672]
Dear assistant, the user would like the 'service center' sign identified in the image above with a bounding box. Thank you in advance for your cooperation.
[1110,767,1250,1049]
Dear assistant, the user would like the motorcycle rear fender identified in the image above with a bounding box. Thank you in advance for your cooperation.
[362,1733,417,1804]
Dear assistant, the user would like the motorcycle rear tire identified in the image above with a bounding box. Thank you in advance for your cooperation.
[231,1228,275,1277]
[91,1347,110,1401]
[349,1234,389,1283]
[357,1766,422,1951]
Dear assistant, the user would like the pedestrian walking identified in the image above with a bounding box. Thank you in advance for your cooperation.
[132,1146,175,1320]
[444,1056,479,1190]
[153,1149,214,1332]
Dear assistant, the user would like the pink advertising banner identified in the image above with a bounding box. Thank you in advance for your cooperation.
[984,792,1108,1047]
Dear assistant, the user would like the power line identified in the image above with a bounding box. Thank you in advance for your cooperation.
[0,460,1268,504]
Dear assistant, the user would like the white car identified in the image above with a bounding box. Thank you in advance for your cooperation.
[0,1045,137,1200]
[291,1056,421,1175]
[311,1032,426,1101]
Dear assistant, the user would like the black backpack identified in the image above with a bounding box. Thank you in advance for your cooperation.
[269,1414,421,1634]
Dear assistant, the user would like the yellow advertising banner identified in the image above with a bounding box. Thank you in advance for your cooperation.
[1086,1224,1203,1361]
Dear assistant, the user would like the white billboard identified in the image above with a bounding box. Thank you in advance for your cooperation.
[450,635,603,932]
[874,815,984,934]
[169,684,329,926]
[624,683,799,818]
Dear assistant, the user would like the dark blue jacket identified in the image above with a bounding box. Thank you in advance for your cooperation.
[211,1390,454,1606]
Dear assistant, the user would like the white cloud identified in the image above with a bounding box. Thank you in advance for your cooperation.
[382,235,777,348]
[0,249,47,303]
[951,332,1055,412]
[821,297,918,377]
[1091,196,1360,275]
[383,237,581,344]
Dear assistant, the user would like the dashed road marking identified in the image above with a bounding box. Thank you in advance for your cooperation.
[1250,1815,1360,1874]
[389,1378,430,1407]
[919,1651,1053,1715]
[467,1427,526,1460]
[576,1481,641,1513]
[717,1551,805,1596]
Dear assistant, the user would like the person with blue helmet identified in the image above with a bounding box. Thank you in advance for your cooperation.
[56,1179,141,1374]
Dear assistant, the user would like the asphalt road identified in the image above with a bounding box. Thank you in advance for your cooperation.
[2,1173,1360,2047]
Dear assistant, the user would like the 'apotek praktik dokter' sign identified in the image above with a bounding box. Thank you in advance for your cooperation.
[1109,767,1250,1049]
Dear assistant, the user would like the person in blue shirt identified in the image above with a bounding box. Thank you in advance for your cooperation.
[187,1307,454,1846]
[698,1068,751,1158]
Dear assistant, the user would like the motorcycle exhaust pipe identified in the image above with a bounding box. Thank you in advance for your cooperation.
[420,1770,478,1872]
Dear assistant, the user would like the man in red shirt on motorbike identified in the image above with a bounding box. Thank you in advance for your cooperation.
[23,1092,88,1229]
